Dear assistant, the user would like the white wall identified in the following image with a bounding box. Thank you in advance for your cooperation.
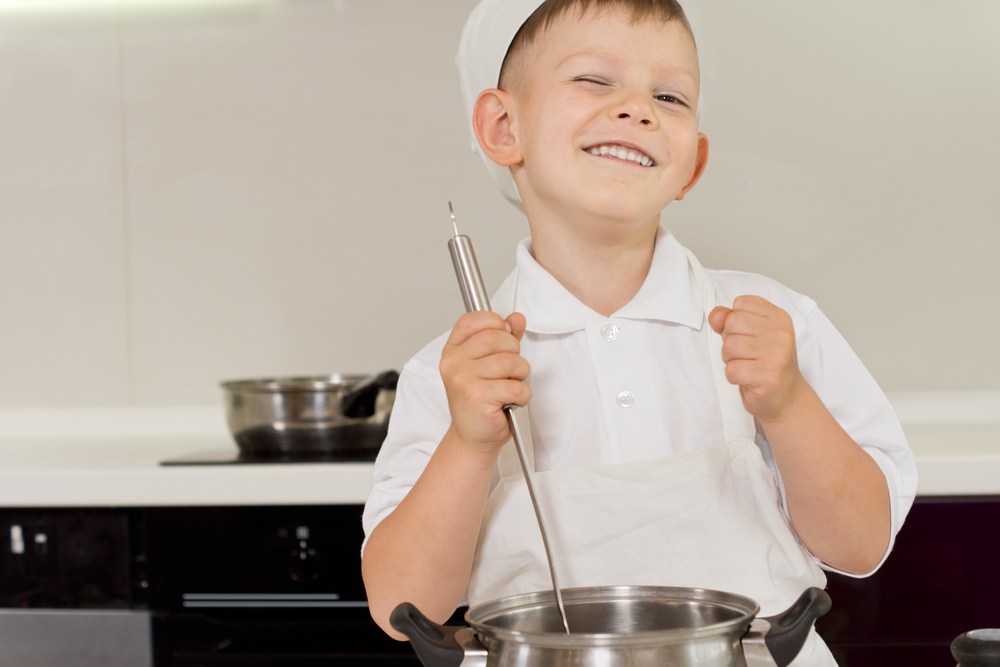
[0,0,997,407]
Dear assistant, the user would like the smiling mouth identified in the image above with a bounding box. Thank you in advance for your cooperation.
[583,144,656,167]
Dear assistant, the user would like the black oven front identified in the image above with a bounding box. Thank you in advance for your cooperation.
[2,504,424,666]
[146,504,421,666]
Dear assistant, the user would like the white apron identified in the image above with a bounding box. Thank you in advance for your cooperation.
[467,248,837,667]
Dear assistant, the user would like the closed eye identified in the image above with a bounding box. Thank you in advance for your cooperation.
[656,93,689,107]
[575,76,610,86]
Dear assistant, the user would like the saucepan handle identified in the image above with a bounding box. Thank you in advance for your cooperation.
[952,629,1000,667]
[390,602,486,667]
[342,369,399,418]
[757,587,832,667]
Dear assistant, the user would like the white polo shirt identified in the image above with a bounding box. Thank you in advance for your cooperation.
[362,226,918,575]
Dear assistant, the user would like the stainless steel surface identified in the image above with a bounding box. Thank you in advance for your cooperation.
[0,609,152,667]
[449,201,460,237]
[504,405,571,635]
[220,373,395,459]
[448,234,492,313]
[447,209,571,634]
[454,628,489,667]
[395,587,829,667]
[181,593,368,609]
[743,619,781,667]
[467,586,757,644]
[463,586,764,667]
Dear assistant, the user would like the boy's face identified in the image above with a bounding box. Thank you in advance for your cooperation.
[505,8,706,233]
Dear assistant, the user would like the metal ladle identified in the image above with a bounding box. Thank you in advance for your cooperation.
[446,203,571,634]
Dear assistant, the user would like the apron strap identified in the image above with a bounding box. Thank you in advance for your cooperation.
[685,249,758,444]
[493,267,533,480]
[498,440,521,479]
[497,407,534,478]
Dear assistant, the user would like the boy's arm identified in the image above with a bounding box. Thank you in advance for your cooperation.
[362,310,530,639]
[709,297,891,575]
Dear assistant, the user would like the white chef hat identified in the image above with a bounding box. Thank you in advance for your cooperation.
[456,0,703,213]
[456,0,546,213]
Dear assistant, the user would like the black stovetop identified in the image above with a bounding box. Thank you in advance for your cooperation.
[159,447,378,465]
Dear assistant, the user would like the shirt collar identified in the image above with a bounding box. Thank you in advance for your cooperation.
[510,225,705,335]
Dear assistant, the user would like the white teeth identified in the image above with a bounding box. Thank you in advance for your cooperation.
[586,144,653,166]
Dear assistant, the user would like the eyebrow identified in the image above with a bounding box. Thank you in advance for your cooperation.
[558,50,624,68]
[559,51,699,84]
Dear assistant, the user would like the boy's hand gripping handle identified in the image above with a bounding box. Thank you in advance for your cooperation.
[447,217,571,635]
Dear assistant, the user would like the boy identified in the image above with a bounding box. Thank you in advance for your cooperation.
[361,1,917,664]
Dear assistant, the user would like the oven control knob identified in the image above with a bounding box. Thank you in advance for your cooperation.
[288,548,321,582]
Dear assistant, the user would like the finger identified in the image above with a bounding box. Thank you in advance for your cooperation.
[472,352,531,382]
[453,377,532,415]
[708,306,731,334]
[725,357,786,392]
[722,358,758,387]
[487,378,532,408]
[506,312,527,341]
[716,309,769,337]
[459,328,522,361]
[731,294,779,317]
[720,332,766,363]
[446,311,510,346]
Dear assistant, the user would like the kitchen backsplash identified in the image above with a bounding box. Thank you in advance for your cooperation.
[0,0,997,407]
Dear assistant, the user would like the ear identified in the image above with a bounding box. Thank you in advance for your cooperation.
[472,89,522,167]
[674,133,709,201]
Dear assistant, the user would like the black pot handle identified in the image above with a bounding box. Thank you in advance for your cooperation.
[760,587,832,667]
[952,629,1000,667]
[342,369,400,418]
[389,602,466,667]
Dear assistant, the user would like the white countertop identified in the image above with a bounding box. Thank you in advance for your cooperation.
[0,407,375,507]
[0,393,998,507]
[0,435,375,507]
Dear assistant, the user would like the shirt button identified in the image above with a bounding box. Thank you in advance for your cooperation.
[601,324,619,341]
[616,391,635,408]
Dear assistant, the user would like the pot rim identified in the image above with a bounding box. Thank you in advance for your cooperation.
[220,373,371,392]
[466,585,760,648]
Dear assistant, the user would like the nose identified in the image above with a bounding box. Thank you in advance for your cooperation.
[609,91,657,128]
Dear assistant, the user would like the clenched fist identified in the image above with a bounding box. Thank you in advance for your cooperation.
[708,296,804,423]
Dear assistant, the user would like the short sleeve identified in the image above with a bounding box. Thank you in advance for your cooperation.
[710,270,918,578]
[795,306,918,577]
[361,332,451,555]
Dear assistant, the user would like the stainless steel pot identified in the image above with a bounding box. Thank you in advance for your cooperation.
[220,370,398,461]
[391,586,831,667]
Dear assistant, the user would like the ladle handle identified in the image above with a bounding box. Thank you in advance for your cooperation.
[503,404,571,634]
[448,235,491,313]
[447,227,571,634]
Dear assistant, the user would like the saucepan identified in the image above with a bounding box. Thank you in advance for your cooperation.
[391,585,831,667]
[220,370,398,460]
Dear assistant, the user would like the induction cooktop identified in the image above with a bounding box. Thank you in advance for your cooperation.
[159,447,379,466]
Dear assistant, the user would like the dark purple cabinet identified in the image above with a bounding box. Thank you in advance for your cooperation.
[817,496,1000,666]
